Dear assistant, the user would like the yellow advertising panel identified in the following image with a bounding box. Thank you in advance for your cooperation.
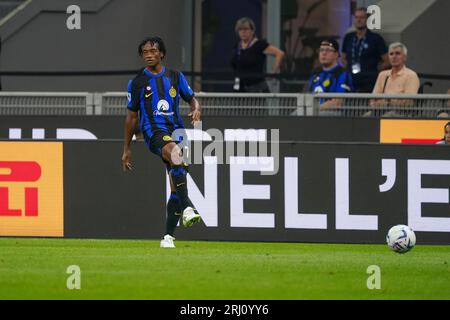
[0,142,64,237]
[380,119,449,144]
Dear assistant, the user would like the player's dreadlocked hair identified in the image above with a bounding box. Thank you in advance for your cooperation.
[138,36,166,59]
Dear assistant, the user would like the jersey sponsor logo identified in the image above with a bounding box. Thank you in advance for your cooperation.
[0,142,64,237]
[158,99,169,111]
[313,86,324,93]
[154,99,174,116]
[169,86,177,98]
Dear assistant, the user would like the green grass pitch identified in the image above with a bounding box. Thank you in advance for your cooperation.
[0,238,449,300]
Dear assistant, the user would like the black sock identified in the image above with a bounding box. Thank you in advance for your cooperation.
[169,165,194,211]
[166,192,182,236]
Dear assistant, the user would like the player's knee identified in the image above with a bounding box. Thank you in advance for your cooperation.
[163,143,184,166]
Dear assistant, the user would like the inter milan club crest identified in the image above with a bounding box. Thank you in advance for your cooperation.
[169,86,177,98]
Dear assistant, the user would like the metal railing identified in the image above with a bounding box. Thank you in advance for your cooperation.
[312,93,450,118]
[98,92,302,116]
[180,92,302,117]
[0,92,93,115]
[0,91,449,118]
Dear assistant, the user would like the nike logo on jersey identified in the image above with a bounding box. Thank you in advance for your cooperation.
[145,92,153,98]
[176,183,185,187]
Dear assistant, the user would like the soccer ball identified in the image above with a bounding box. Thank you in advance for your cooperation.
[386,225,416,253]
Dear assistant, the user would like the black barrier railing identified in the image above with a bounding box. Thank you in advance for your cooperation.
[2,140,449,244]
[0,116,381,142]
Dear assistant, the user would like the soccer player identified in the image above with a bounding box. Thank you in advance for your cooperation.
[122,37,202,248]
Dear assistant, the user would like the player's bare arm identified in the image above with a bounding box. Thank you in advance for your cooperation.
[122,109,138,171]
[188,97,201,125]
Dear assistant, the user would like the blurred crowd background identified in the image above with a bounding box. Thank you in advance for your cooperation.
[0,0,448,95]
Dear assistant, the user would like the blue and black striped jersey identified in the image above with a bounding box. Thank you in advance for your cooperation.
[308,65,353,94]
[127,67,194,137]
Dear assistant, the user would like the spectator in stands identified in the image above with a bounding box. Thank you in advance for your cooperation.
[372,43,420,94]
[308,39,353,112]
[368,42,420,117]
[435,122,450,145]
[342,7,390,93]
[231,17,284,93]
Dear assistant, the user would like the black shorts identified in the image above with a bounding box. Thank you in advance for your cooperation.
[143,130,184,172]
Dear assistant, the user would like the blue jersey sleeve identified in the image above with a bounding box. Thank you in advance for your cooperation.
[335,71,353,93]
[178,72,194,103]
[127,79,140,112]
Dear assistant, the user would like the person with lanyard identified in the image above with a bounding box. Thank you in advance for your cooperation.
[231,17,284,93]
[342,7,390,92]
[308,39,353,113]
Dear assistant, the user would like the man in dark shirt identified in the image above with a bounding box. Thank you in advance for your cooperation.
[342,7,390,92]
